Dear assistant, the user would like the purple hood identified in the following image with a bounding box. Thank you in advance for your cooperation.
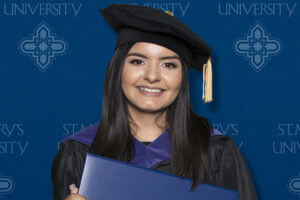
[61,123,222,168]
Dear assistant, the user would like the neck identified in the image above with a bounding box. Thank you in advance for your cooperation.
[127,104,167,142]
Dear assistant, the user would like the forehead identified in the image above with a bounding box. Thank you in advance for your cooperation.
[128,42,179,57]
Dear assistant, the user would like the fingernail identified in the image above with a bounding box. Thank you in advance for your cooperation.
[69,184,76,190]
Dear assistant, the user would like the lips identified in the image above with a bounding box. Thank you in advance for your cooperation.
[136,86,166,91]
[136,86,166,97]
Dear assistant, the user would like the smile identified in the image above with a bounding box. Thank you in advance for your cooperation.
[136,86,165,97]
[139,87,162,93]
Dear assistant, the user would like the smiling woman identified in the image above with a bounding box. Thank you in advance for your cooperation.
[51,4,257,200]
[122,42,182,113]
[122,42,183,142]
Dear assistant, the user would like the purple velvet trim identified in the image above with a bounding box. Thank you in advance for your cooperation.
[130,129,172,168]
[61,123,223,168]
[211,129,223,136]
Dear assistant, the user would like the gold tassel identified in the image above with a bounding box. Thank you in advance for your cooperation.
[165,11,174,16]
[202,57,213,103]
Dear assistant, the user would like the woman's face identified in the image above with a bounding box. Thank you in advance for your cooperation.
[122,42,183,113]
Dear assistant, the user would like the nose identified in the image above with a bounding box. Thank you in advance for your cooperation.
[143,61,161,83]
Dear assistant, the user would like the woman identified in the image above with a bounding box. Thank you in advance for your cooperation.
[51,4,257,200]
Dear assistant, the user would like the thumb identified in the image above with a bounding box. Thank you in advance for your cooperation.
[69,184,79,194]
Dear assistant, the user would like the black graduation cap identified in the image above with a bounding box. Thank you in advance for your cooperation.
[99,4,213,103]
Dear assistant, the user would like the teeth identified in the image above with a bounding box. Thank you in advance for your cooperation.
[139,87,162,93]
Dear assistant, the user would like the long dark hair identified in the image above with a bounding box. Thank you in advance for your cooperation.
[89,42,213,191]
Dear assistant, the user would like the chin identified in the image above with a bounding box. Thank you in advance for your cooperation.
[138,105,166,113]
[130,101,169,113]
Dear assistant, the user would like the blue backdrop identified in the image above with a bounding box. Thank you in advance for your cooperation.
[0,0,299,199]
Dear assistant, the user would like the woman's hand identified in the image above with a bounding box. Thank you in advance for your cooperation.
[64,184,88,200]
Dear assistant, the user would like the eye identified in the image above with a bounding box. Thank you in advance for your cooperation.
[164,63,177,69]
[129,59,144,65]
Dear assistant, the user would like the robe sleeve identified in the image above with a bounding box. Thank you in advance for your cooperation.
[210,136,257,200]
[51,140,88,200]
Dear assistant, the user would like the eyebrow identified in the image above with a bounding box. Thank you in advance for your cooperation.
[127,52,180,61]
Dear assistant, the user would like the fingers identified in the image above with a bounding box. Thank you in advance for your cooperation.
[66,184,88,200]
[71,187,79,194]
[69,184,79,194]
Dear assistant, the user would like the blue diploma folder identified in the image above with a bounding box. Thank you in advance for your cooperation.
[79,152,239,200]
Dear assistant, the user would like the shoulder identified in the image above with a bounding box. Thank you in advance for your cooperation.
[210,129,238,147]
[207,130,250,175]
[52,139,90,171]
[58,139,90,154]
[52,139,90,182]
[208,129,241,160]
[207,130,244,177]
[53,123,100,163]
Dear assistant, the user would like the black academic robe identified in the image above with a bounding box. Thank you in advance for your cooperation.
[51,134,257,200]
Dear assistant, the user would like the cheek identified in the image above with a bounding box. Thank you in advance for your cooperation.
[121,65,142,89]
[163,72,182,91]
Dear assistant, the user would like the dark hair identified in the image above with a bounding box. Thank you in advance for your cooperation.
[89,42,213,191]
